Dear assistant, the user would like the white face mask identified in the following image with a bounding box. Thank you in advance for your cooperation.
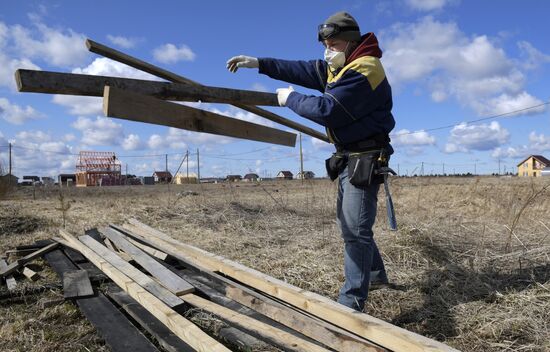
[324,48,346,70]
[324,42,349,70]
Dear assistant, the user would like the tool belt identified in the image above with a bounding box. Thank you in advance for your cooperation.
[326,134,390,185]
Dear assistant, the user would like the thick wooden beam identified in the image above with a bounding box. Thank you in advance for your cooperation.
[59,230,231,352]
[101,227,193,295]
[15,69,279,106]
[86,39,330,143]
[0,242,58,277]
[103,86,296,147]
[122,220,460,352]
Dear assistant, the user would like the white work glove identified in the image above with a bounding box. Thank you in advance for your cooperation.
[276,86,294,106]
[226,55,259,73]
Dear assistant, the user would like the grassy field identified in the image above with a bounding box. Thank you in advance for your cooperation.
[0,177,549,352]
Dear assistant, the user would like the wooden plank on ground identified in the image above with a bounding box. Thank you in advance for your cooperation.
[103,86,296,147]
[59,230,230,352]
[123,220,460,352]
[106,285,195,352]
[63,269,94,299]
[101,227,193,295]
[0,242,58,277]
[113,224,385,352]
[86,38,330,143]
[180,268,385,352]
[22,266,39,281]
[0,259,17,290]
[15,69,279,106]
[43,248,159,351]
[127,238,169,261]
[181,293,331,352]
[79,235,184,309]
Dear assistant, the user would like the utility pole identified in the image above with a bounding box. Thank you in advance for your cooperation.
[299,133,304,183]
[196,148,200,183]
[421,162,424,176]
[186,150,189,181]
[165,154,168,172]
[498,158,501,175]
[442,163,445,175]
[125,163,128,185]
[8,142,12,187]
[8,142,12,176]
[397,163,400,176]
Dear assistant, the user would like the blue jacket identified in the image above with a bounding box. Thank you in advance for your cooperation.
[258,33,395,151]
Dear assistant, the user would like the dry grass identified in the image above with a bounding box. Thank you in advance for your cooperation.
[0,177,549,352]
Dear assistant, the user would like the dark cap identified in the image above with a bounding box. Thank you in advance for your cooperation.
[320,11,361,42]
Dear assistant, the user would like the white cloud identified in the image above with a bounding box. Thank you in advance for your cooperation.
[63,133,76,142]
[147,134,165,150]
[404,0,450,11]
[72,57,159,80]
[311,137,334,152]
[444,121,509,153]
[380,17,546,117]
[53,58,162,115]
[0,97,44,124]
[251,83,268,92]
[107,34,138,49]
[528,132,550,152]
[391,129,436,146]
[479,92,545,117]
[16,130,51,143]
[122,134,144,151]
[0,54,41,90]
[518,41,550,70]
[10,22,89,67]
[491,146,528,159]
[71,116,124,146]
[153,43,196,64]
[2,129,76,177]
[52,95,102,116]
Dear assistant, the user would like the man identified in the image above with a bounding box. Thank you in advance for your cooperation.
[227,11,395,311]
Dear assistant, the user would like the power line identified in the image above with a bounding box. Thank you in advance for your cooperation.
[396,101,550,136]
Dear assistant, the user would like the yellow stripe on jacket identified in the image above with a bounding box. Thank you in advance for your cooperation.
[327,56,387,90]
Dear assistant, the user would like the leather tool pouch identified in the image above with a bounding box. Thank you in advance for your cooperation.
[348,151,384,186]
[325,153,347,181]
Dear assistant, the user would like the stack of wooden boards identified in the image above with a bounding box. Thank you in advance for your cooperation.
[1,220,459,352]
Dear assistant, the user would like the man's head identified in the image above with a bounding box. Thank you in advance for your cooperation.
[318,11,361,44]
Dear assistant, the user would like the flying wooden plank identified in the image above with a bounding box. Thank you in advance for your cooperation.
[0,242,58,277]
[15,69,279,106]
[101,227,194,295]
[86,38,330,143]
[103,86,296,146]
[122,220,460,352]
[59,230,231,352]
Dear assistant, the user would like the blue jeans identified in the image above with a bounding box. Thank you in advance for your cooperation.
[336,166,387,311]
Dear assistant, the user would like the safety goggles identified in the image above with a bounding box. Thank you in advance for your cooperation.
[318,23,359,41]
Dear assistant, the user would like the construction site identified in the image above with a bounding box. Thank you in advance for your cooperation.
[0,33,549,352]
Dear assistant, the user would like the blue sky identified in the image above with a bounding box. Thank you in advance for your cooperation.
[1,0,549,178]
